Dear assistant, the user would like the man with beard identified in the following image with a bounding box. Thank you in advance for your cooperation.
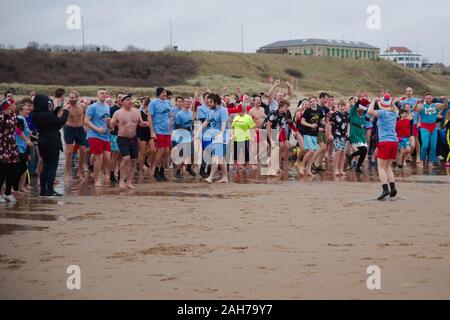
[63,91,87,182]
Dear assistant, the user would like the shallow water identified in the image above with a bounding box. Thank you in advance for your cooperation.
[1,159,449,236]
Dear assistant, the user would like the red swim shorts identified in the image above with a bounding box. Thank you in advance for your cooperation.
[155,134,171,149]
[377,141,399,160]
[412,124,419,137]
[88,138,111,155]
[279,129,287,143]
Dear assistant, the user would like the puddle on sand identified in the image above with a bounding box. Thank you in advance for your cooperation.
[0,212,58,221]
[68,187,229,199]
[0,224,49,236]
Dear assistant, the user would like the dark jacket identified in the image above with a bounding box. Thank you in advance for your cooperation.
[32,94,69,158]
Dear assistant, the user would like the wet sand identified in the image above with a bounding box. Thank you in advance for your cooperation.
[1,164,450,299]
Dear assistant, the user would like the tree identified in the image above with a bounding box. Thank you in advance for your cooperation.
[125,45,140,52]
[27,41,40,49]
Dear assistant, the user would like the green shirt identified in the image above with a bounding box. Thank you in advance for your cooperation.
[232,114,256,142]
[349,103,367,144]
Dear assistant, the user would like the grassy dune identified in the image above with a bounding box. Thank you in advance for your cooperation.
[1,50,449,99]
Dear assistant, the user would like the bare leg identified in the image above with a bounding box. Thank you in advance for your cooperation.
[334,151,342,176]
[64,144,73,182]
[414,136,421,163]
[77,146,86,179]
[127,159,137,189]
[377,159,388,185]
[138,141,147,172]
[119,156,130,189]
[313,142,326,168]
[148,139,157,172]
[303,150,315,176]
[93,153,104,187]
[205,156,219,183]
[218,158,229,183]
[102,152,111,180]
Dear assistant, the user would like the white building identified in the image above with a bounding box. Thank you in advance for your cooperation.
[380,47,422,69]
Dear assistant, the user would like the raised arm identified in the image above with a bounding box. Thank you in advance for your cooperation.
[267,79,280,104]
[367,99,378,118]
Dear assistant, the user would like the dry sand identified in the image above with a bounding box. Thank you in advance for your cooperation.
[0,171,450,299]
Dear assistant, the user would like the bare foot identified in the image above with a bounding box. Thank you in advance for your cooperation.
[94,180,104,187]
[339,171,346,176]
[218,178,229,183]
[334,171,340,177]
[204,178,213,184]
[126,183,136,190]
[305,171,315,176]
[298,164,305,176]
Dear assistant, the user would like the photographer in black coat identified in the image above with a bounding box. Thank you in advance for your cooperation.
[32,94,69,197]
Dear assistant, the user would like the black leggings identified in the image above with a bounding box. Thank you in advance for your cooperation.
[13,153,28,191]
[0,162,16,196]
[40,154,60,196]
[350,146,368,169]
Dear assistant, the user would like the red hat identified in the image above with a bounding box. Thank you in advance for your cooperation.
[0,98,15,111]
[380,94,392,108]
[358,98,370,111]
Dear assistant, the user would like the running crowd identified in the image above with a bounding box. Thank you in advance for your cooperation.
[0,84,449,202]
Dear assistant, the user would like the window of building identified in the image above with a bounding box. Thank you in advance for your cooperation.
[327,48,331,56]
[332,48,335,57]
[336,48,340,57]
[346,49,349,58]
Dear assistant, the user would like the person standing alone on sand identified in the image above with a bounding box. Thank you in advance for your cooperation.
[63,91,87,182]
[368,94,399,201]
[84,89,112,187]
[110,94,149,189]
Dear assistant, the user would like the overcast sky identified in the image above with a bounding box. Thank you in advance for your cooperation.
[1,0,449,64]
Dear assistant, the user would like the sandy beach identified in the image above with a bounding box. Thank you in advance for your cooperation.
[0,165,449,300]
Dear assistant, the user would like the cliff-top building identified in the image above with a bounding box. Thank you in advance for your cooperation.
[257,38,380,60]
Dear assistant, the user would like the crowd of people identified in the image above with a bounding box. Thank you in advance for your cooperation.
[0,83,449,202]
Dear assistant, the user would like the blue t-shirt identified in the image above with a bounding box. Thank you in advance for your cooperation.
[376,110,398,142]
[149,99,172,135]
[420,103,438,124]
[86,102,110,141]
[172,106,182,129]
[173,110,194,143]
[204,106,229,142]
[175,110,194,131]
[197,104,210,121]
[16,115,30,154]
[401,97,417,108]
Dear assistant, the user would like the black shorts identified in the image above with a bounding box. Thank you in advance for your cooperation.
[64,126,86,146]
[137,127,152,142]
[117,136,139,159]
[233,140,250,163]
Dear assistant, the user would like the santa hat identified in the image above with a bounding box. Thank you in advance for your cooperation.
[379,94,392,108]
[0,98,15,111]
[358,98,370,111]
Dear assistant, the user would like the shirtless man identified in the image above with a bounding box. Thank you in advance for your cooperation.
[63,91,87,181]
[110,94,149,189]
[249,95,267,167]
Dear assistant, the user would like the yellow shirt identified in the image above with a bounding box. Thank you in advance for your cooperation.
[232,115,256,142]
